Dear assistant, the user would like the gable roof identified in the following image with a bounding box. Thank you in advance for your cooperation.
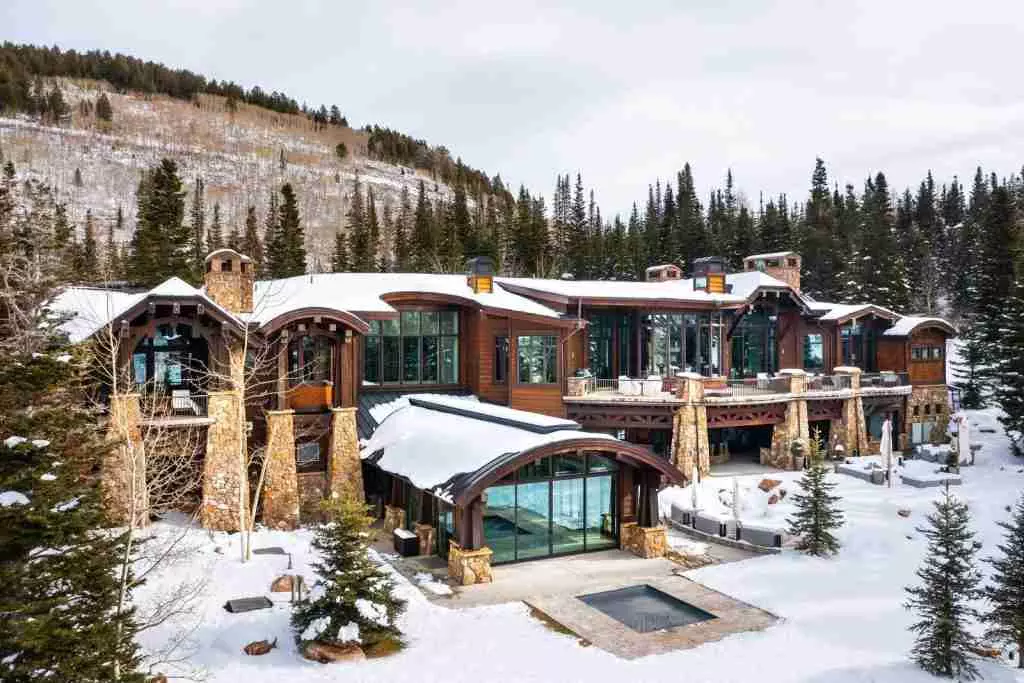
[883,316,957,337]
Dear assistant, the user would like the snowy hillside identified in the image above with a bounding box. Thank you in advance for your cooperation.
[0,78,461,266]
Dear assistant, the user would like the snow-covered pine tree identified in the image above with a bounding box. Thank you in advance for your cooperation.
[995,285,1024,454]
[952,317,988,410]
[785,433,844,556]
[905,486,982,680]
[240,205,264,275]
[984,494,1024,668]
[206,202,223,253]
[292,497,406,655]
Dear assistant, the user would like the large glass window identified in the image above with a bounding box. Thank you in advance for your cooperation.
[730,309,776,378]
[481,452,619,564]
[586,313,615,379]
[288,335,334,385]
[642,312,722,377]
[517,335,557,384]
[841,323,878,371]
[363,310,459,385]
[803,333,824,373]
[131,323,208,392]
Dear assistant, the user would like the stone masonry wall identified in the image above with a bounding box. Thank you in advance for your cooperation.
[202,389,249,531]
[102,393,149,527]
[328,407,363,503]
[621,522,667,558]
[671,373,710,478]
[262,409,299,530]
[448,542,493,585]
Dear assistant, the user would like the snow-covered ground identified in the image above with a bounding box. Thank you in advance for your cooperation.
[137,403,1024,682]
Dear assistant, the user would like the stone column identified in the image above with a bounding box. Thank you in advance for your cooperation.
[103,392,149,527]
[671,373,710,477]
[767,370,810,470]
[415,523,436,556]
[834,366,868,456]
[383,505,405,534]
[262,409,299,530]
[202,389,249,531]
[620,522,668,558]
[328,407,364,503]
[447,542,493,585]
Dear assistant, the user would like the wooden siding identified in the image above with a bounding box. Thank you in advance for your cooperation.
[908,328,948,385]
[877,337,908,374]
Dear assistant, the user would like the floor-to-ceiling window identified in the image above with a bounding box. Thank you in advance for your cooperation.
[730,309,776,378]
[641,312,723,377]
[841,322,878,371]
[363,310,459,385]
[803,333,825,373]
[131,323,209,392]
[482,452,618,564]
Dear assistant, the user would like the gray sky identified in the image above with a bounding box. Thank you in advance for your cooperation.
[6,0,1024,216]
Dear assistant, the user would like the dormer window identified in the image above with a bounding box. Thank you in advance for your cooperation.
[221,259,232,272]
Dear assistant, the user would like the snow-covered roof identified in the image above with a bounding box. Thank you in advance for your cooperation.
[249,272,565,326]
[883,316,956,337]
[744,251,798,261]
[52,277,243,342]
[497,270,797,306]
[812,302,900,322]
[205,247,251,263]
[360,396,617,501]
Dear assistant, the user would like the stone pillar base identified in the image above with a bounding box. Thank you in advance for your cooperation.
[415,523,436,556]
[448,542,493,585]
[383,505,404,535]
[621,522,667,558]
[262,410,298,530]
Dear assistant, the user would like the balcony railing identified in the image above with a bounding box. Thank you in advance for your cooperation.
[860,372,910,389]
[138,390,209,424]
[806,373,853,392]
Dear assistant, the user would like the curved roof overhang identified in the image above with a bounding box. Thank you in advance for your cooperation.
[449,436,685,507]
[886,319,957,338]
[381,291,578,328]
[259,306,371,336]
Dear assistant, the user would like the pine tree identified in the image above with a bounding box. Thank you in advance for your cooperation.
[410,180,435,271]
[393,185,411,271]
[291,498,405,652]
[331,229,349,272]
[905,487,982,680]
[95,92,113,123]
[189,176,205,274]
[995,285,1024,454]
[366,187,381,271]
[104,206,122,279]
[347,175,370,271]
[984,494,1024,668]
[80,208,98,281]
[786,438,844,556]
[206,202,223,252]
[275,183,305,277]
[567,173,587,276]
[952,320,988,410]
[129,159,190,286]
[240,205,264,274]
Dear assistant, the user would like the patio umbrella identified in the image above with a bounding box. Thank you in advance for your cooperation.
[690,464,700,510]
[881,417,894,488]
[732,477,742,522]
[958,414,972,466]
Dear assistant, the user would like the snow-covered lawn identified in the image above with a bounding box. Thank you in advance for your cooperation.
[139,407,1024,682]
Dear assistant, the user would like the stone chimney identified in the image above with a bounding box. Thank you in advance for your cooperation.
[204,248,254,314]
[466,256,495,294]
[744,252,801,291]
[644,264,683,282]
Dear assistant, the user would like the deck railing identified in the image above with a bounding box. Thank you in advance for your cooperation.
[860,371,910,388]
[142,390,209,420]
[806,373,853,392]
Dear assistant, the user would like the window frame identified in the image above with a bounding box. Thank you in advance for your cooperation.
[363,308,460,387]
[287,333,335,386]
[494,335,510,384]
[515,334,559,385]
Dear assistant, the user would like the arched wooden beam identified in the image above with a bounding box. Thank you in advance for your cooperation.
[259,307,371,336]
[450,436,685,507]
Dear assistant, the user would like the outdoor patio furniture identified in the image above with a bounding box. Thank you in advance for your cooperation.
[900,472,963,488]
[669,503,692,526]
[694,512,725,537]
[738,524,783,548]
[641,377,662,396]
[252,546,287,555]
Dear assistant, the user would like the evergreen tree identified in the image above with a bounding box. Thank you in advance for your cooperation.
[331,229,349,272]
[856,173,910,310]
[366,187,381,271]
[291,498,405,652]
[347,175,370,271]
[274,183,305,277]
[567,173,587,276]
[240,205,264,274]
[95,92,113,122]
[995,285,1024,453]
[104,206,122,279]
[800,159,841,299]
[393,185,412,271]
[410,180,435,271]
[675,164,706,272]
[206,202,223,252]
[976,184,1020,345]
[786,439,844,556]
[189,176,205,274]
[129,159,190,286]
[79,209,98,281]
[905,487,982,681]
[983,494,1024,668]
[952,320,988,410]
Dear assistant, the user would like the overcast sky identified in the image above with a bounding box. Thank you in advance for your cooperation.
[6,0,1024,216]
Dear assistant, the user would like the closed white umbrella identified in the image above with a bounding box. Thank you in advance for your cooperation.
[958,415,972,466]
[881,417,894,488]
[690,464,700,510]
[732,477,742,522]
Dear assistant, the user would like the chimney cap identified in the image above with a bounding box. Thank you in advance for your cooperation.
[205,248,252,263]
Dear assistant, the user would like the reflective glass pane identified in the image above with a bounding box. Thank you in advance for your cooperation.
[519,457,550,480]
[439,311,459,335]
[421,311,439,335]
[402,336,420,383]
[551,478,585,554]
[554,455,585,476]
[515,481,550,560]
[381,318,400,336]
[421,336,438,383]
[440,336,458,384]
[132,352,147,386]
[368,320,381,335]
[401,311,420,336]
[585,475,616,550]
[382,337,401,382]
[587,453,618,473]
[364,337,380,384]
[483,485,517,564]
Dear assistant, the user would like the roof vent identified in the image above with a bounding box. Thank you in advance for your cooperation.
[466,256,495,294]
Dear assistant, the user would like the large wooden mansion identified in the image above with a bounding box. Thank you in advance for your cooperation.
[58,249,955,582]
